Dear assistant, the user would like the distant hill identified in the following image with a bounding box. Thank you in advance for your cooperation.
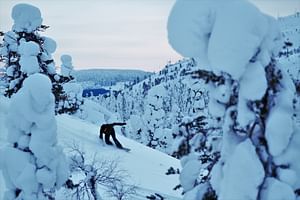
[278,12,300,80]
[73,69,153,88]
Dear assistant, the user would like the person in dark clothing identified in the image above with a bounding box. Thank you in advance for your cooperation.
[99,123,126,149]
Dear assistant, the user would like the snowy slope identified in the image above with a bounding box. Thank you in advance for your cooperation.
[0,96,182,200]
[56,114,182,199]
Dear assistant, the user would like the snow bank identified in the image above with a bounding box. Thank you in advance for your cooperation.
[12,3,42,33]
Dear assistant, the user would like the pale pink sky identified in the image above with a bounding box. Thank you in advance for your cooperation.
[0,0,299,72]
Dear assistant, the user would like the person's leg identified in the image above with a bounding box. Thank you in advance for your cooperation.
[111,131,123,149]
[99,128,103,140]
[105,132,113,145]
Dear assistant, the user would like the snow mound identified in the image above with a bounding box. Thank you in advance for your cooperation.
[12,3,43,33]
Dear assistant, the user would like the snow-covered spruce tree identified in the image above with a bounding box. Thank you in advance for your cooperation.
[168,0,300,199]
[56,54,84,114]
[0,3,80,114]
[0,73,69,200]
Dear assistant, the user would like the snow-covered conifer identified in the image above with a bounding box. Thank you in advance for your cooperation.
[168,0,300,199]
[54,54,83,114]
[0,3,81,115]
[1,73,69,200]
[60,54,74,79]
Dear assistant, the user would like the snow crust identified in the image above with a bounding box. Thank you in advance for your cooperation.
[12,3,42,33]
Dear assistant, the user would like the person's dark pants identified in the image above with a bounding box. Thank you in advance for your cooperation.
[104,132,123,149]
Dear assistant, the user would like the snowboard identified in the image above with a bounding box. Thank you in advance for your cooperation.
[119,147,131,152]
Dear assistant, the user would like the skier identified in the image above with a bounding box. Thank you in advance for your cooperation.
[99,122,126,149]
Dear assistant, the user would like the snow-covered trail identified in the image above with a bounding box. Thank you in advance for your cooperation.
[56,114,182,199]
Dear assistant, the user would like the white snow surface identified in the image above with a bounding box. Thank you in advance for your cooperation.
[12,3,43,33]
[168,0,280,80]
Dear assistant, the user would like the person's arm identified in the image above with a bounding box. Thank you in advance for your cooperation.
[112,122,126,126]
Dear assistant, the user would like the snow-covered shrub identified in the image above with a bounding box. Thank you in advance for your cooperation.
[54,54,84,114]
[65,144,136,200]
[0,73,69,200]
[0,3,81,115]
[168,0,300,199]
